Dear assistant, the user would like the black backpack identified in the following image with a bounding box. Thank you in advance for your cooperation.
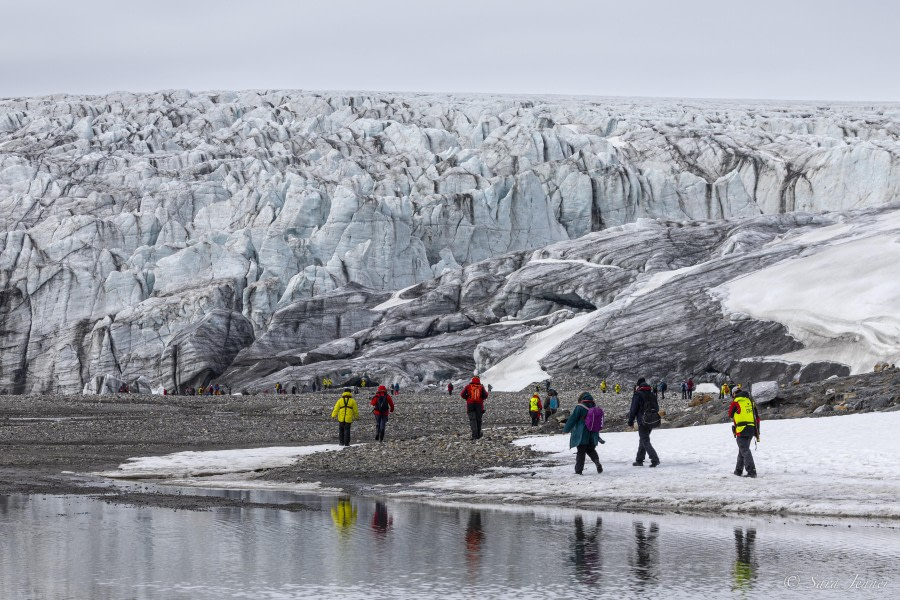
[641,390,661,428]
[375,394,390,414]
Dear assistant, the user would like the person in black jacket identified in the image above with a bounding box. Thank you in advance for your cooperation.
[628,377,660,467]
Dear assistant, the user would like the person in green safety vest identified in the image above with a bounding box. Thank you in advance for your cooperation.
[529,393,543,426]
[728,388,761,477]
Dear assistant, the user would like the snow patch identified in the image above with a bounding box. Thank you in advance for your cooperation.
[96,445,343,479]
[412,412,900,519]
[373,284,418,311]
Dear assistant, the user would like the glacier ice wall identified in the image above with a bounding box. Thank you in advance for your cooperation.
[1,90,899,393]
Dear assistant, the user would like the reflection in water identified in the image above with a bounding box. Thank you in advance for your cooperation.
[570,515,603,585]
[630,521,659,586]
[371,501,392,537]
[1,492,898,600]
[330,497,357,537]
[465,510,485,580]
[733,527,757,592]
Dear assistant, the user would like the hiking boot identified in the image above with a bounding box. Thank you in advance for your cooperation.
[733,469,743,476]
[632,461,643,467]
[596,462,603,474]
[575,471,583,475]
[745,471,757,478]
[649,462,660,468]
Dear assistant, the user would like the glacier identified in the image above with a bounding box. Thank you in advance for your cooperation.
[0,90,899,394]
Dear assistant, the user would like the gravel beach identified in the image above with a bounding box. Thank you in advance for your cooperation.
[2,369,896,510]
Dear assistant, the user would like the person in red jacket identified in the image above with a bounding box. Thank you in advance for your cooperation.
[460,376,488,440]
[448,382,454,395]
[370,385,395,442]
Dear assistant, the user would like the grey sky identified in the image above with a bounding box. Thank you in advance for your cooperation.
[2,0,898,101]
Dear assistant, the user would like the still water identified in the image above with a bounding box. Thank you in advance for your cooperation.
[0,488,897,599]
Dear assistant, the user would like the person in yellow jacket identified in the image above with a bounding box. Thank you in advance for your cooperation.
[720,382,731,399]
[529,393,543,426]
[614,383,621,394]
[600,380,607,394]
[331,388,359,446]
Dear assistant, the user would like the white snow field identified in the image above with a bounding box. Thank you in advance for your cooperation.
[96,445,341,479]
[717,208,900,373]
[407,412,900,519]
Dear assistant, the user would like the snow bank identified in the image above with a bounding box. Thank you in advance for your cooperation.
[96,445,342,479]
[481,309,598,391]
[409,412,900,519]
[716,212,900,374]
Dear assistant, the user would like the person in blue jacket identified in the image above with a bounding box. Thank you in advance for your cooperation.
[563,392,603,475]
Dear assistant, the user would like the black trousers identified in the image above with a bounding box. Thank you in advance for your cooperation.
[735,435,756,474]
[467,404,484,439]
[575,444,600,474]
[338,422,352,446]
[374,414,388,441]
[635,424,660,465]
[530,411,541,426]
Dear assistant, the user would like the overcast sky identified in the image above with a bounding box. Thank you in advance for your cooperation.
[2,0,898,101]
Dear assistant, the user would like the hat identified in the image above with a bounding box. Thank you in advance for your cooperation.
[471,376,480,384]
[377,385,387,392]
[579,392,594,402]
[636,377,647,387]
[343,388,352,393]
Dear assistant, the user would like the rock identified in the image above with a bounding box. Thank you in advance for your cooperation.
[751,381,779,404]
[813,404,833,414]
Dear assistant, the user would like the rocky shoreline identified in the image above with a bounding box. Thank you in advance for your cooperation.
[1,369,897,510]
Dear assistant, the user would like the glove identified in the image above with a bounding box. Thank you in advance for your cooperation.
[598,436,606,444]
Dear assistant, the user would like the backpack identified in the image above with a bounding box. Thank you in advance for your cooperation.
[468,384,484,403]
[375,394,390,414]
[641,390,661,428]
[584,405,605,432]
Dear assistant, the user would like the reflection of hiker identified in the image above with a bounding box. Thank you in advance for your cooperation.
[370,385,395,442]
[545,389,559,421]
[630,522,660,585]
[331,388,359,446]
[465,511,485,579]
[371,501,392,536]
[628,378,660,467]
[571,515,602,585]
[729,388,760,478]
[563,392,604,475]
[331,497,358,534]
[461,376,488,440]
[732,527,757,591]
[529,393,543,426]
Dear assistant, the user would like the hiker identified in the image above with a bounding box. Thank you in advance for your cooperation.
[614,383,621,395]
[687,377,695,399]
[545,388,560,421]
[628,377,661,467]
[721,381,731,399]
[460,376,488,440]
[600,380,607,394]
[563,392,604,475]
[275,382,281,394]
[360,377,367,389]
[448,382,454,396]
[729,388,760,478]
[681,381,688,400]
[487,383,493,393]
[370,385,395,442]
[659,379,668,400]
[732,383,743,399]
[529,393,543,426]
[331,388,359,447]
